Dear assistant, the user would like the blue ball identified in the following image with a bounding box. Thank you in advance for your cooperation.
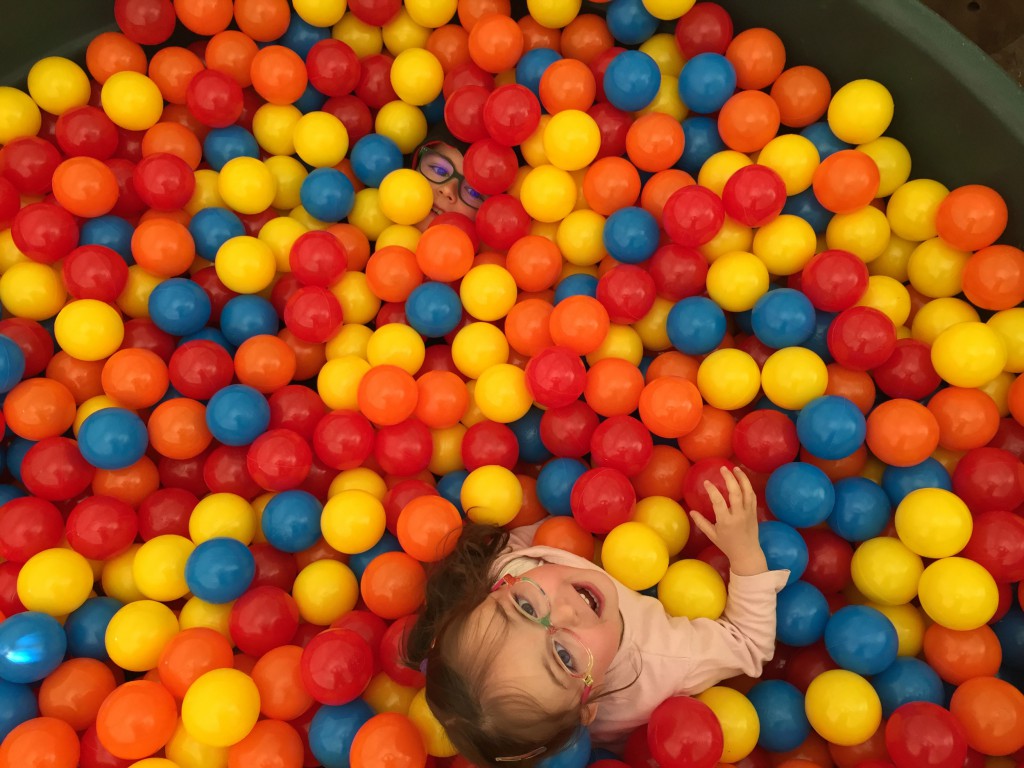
[189,207,246,261]
[801,122,852,160]
[751,288,816,349]
[203,126,260,171]
[783,187,833,234]
[0,485,26,507]
[262,490,323,553]
[747,680,811,753]
[871,657,944,717]
[776,580,830,647]
[295,81,329,114]
[220,295,279,347]
[0,334,25,393]
[79,215,134,261]
[758,520,808,584]
[510,407,550,464]
[148,277,212,337]
[64,596,122,661]
[796,395,866,460]
[537,458,588,517]
[603,206,659,264]
[309,700,375,768]
[350,134,404,188]
[348,531,402,580]
[667,296,726,355]
[765,462,836,528]
[539,726,591,768]
[185,537,256,604]
[0,679,37,741]
[993,607,1024,673]
[437,470,468,514]
[182,327,235,355]
[78,407,149,470]
[800,309,836,362]
[824,605,899,675]
[406,282,462,338]
[881,458,952,506]
[516,48,562,97]
[206,384,271,446]
[280,12,329,58]
[553,273,598,303]
[606,0,659,46]
[301,167,355,223]
[678,116,726,175]
[828,477,892,542]
[421,95,445,127]
[0,612,67,684]
[603,50,662,112]
[678,53,737,114]
[5,438,33,484]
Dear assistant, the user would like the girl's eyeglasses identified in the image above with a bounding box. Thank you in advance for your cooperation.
[413,142,488,210]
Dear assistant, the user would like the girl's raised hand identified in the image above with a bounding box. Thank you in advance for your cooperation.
[688,467,769,577]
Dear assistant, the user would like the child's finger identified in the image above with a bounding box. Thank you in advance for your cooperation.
[689,510,718,544]
[703,480,729,519]
[734,467,756,512]
[719,467,743,514]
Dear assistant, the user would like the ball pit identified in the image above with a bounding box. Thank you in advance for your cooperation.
[0,0,1023,767]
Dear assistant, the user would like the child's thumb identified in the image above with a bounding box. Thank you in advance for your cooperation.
[689,510,717,542]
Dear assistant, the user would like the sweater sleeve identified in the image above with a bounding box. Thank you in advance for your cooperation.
[504,518,549,551]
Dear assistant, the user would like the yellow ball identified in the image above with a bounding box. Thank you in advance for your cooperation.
[633,496,689,556]
[698,151,753,196]
[367,323,426,373]
[918,557,998,631]
[804,669,882,746]
[586,324,644,366]
[851,537,923,606]
[543,110,601,171]
[911,297,980,345]
[376,224,421,252]
[318,355,371,410]
[886,178,949,242]
[752,214,817,275]
[259,216,307,272]
[642,0,696,20]
[331,271,381,325]
[0,229,29,273]
[701,216,754,263]
[827,79,894,145]
[602,522,669,591]
[292,559,359,625]
[527,0,581,27]
[105,600,179,672]
[557,210,607,266]
[293,111,349,168]
[27,57,91,115]
[134,534,195,601]
[639,34,686,76]
[165,719,230,768]
[330,467,387,499]
[348,188,392,240]
[0,86,42,144]
[364,671,419,714]
[253,104,302,156]
[868,234,916,282]
[130,758,179,768]
[54,299,125,362]
[0,262,66,320]
[658,559,726,620]
[761,347,829,410]
[696,687,759,764]
[218,157,278,215]
[757,135,820,195]
[179,596,233,637]
[118,265,164,318]
[894,488,973,559]
[404,0,458,28]
[327,323,373,360]
[391,48,444,106]
[521,116,551,168]
[375,101,428,154]
[857,137,911,197]
[462,465,523,526]
[697,348,761,411]
[265,156,308,212]
[429,424,467,475]
[293,0,348,27]
[101,71,164,131]
[475,364,532,423]
[706,251,769,311]
[409,689,458,757]
[856,274,911,326]
[826,205,891,263]
[101,545,144,604]
[451,322,510,379]
[868,602,925,658]
[931,321,1007,388]
[186,168,225,215]
[981,371,1015,417]
[383,10,432,55]
[460,264,518,321]
[215,236,277,294]
[182,668,261,748]
[379,169,434,226]
[189,493,257,544]
[988,309,1024,373]
[17,548,94,616]
[633,296,674,352]
[907,238,969,298]
[322,489,386,554]
[332,13,383,58]
[74,395,119,437]
[520,165,578,223]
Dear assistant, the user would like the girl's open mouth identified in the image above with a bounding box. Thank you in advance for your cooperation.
[573,583,603,617]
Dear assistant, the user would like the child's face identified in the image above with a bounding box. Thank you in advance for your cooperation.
[472,563,624,715]
[414,142,485,231]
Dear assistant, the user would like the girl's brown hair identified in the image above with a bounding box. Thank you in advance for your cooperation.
[402,523,583,767]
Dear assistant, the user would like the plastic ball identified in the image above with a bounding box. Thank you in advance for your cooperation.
[893,488,972,559]
[602,521,669,591]
[694,686,758,764]
[206,384,271,446]
[301,628,373,706]
[795,395,866,460]
[851,537,923,606]
[104,599,179,672]
[931,321,1007,388]
[765,463,835,528]
[949,676,1024,757]
[322,489,386,554]
[823,605,898,675]
[706,251,768,312]
[647,695,724,768]
[658,559,726,620]
[748,680,811,753]
[761,347,829,411]
[78,407,148,470]
[183,537,255,604]
[696,349,761,411]
[917,557,998,631]
[462,465,523,526]
[804,669,882,746]
[751,288,816,349]
[520,164,578,223]
[827,79,893,145]
[100,71,164,130]
[0,612,67,684]
[181,668,261,748]
[666,297,724,355]
[884,701,969,768]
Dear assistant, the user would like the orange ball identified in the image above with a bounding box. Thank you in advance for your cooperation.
[251,45,308,105]
[143,122,203,169]
[158,627,235,699]
[278,329,327,382]
[923,623,1002,685]
[235,334,297,393]
[149,46,205,104]
[228,719,305,768]
[4,378,76,440]
[366,246,423,303]
[148,397,213,459]
[51,157,119,218]
[349,713,427,768]
[251,645,314,721]
[583,157,642,216]
[427,25,471,73]
[533,516,595,560]
[640,169,695,224]
[961,244,1024,311]
[328,224,371,273]
[584,357,644,417]
[519,16,562,53]
[677,405,735,462]
[174,0,235,36]
[0,717,81,768]
[725,27,787,91]
[457,0,511,31]
[102,348,170,408]
[416,225,475,283]
[638,376,703,439]
[935,184,1008,252]
[38,658,117,732]
[205,30,260,87]
[1010,373,1024,426]
[234,0,291,41]
[358,365,419,427]
[626,113,685,173]
[632,444,690,500]
[865,398,940,467]
[414,370,468,429]
[396,495,463,562]
[549,295,609,355]
[770,65,832,128]
[46,352,105,405]
[132,218,196,277]
[467,13,524,74]
[949,676,1024,756]
[360,552,427,620]
[92,456,161,507]
[645,351,699,385]
[506,235,563,292]
[927,386,1000,452]
[86,32,147,84]
[95,680,178,760]
[801,445,867,482]
[812,149,881,214]
[507,474,546,527]
[561,14,612,65]
[824,364,876,416]
[505,298,555,357]
[539,58,596,114]
[717,90,781,153]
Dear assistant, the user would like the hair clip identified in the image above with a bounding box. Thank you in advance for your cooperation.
[494,746,547,763]
[419,659,428,674]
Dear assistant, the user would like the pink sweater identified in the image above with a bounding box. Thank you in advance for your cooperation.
[493,521,791,747]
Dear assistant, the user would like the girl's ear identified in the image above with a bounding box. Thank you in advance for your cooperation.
[580,703,599,726]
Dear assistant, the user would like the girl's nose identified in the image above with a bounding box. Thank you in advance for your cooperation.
[438,179,458,203]
[550,590,585,627]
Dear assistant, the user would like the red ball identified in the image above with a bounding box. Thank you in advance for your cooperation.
[55,106,119,160]
[0,497,64,563]
[354,54,399,111]
[525,346,587,409]
[186,69,244,128]
[137,488,197,541]
[379,614,426,689]
[681,457,738,521]
[301,628,374,705]
[648,243,710,301]
[313,410,376,471]
[289,231,348,288]
[951,447,1024,514]
[721,164,787,227]
[268,385,327,443]
[648,695,724,768]
[322,94,374,146]
[12,202,79,263]
[443,85,492,143]
[0,318,54,377]
[283,286,344,343]
[114,0,176,45]
[662,185,725,247]
[483,85,541,146]
[169,340,234,400]
[133,152,196,211]
[191,267,237,325]
[0,137,62,195]
[674,2,734,58]
[204,444,262,499]
[63,245,130,302]
[588,100,631,159]
[374,418,433,476]
[347,0,400,26]
[229,585,301,657]
[960,510,1024,583]
[800,528,854,594]
[383,479,438,536]
[461,421,519,471]
[463,139,518,196]
[732,410,799,474]
[591,415,654,477]
[250,542,299,591]
[800,249,869,312]
[540,401,600,458]
[246,429,313,492]
[21,437,95,501]
[66,495,138,561]
[885,701,968,768]
[597,265,656,324]
[475,193,531,251]
[871,338,941,401]
[306,39,361,97]
[826,306,897,371]
[570,466,636,534]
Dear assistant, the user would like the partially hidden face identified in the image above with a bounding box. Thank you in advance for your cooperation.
[414,141,486,230]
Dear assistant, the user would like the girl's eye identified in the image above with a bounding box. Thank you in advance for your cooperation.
[554,641,577,673]
[515,596,538,618]
[429,164,451,176]
[465,186,484,200]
